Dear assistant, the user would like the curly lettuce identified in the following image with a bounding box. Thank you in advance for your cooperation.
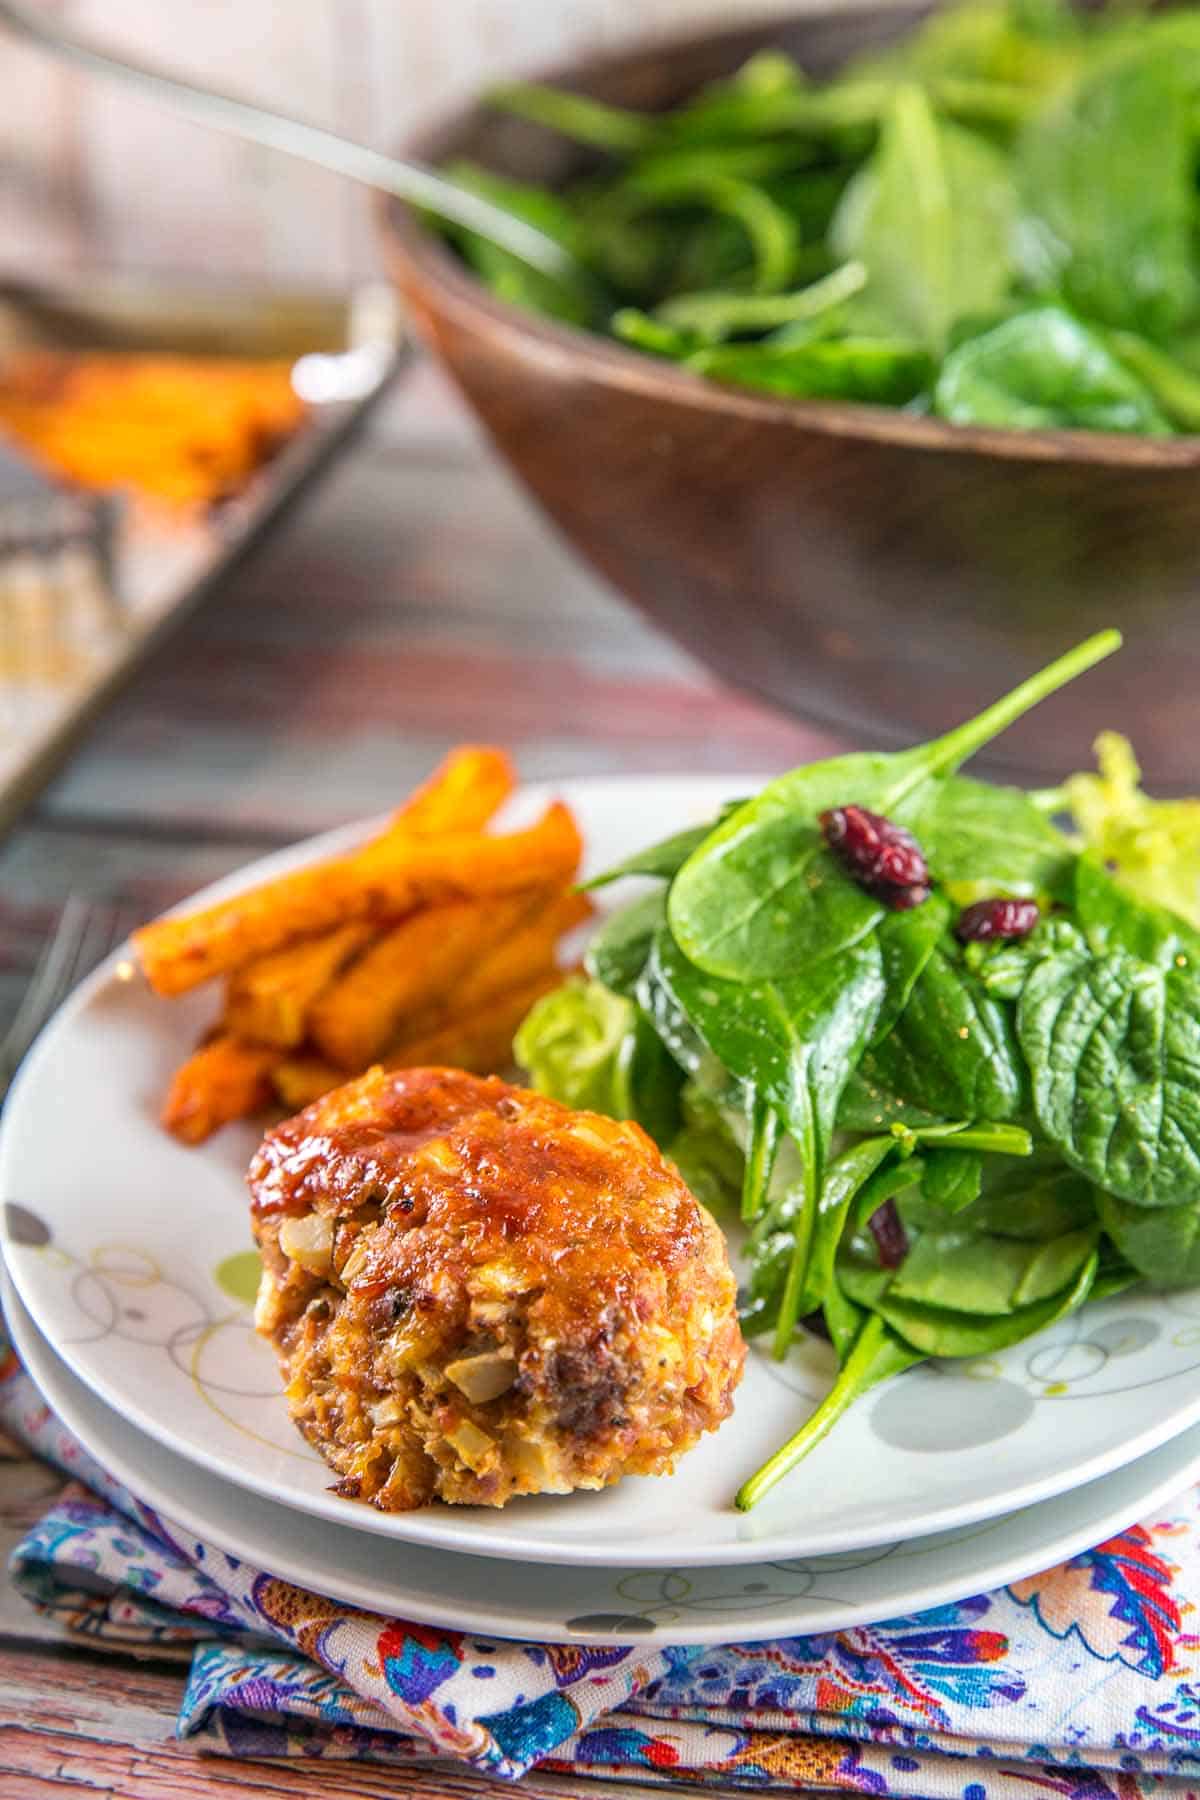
[514,976,682,1146]
[514,976,741,1213]
[1065,732,1200,928]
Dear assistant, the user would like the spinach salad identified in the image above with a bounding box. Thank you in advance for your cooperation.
[515,631,1200,1507]
[441,0,1200,436]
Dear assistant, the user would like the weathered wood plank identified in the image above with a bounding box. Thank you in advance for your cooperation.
[0,1453,72,1649]
[4,377,825,840]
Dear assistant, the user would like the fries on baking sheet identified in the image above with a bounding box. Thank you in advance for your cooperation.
[0,350,310,510]
[133,746,587,1143]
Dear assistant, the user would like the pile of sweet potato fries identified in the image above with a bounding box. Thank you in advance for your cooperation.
[132,747,586,1144]
[0,350,307,509]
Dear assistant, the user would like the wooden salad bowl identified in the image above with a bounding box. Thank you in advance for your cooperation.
[380,1,1200,788]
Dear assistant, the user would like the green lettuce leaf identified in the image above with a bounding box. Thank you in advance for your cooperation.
[1065,732,1200,929]
[513,976,682,1143]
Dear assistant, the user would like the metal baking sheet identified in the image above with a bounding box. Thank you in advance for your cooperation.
[0,274,408,834]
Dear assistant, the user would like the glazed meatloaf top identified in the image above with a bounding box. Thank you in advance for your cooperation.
[248,1066,743,1507]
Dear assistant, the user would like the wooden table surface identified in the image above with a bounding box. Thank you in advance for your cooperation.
[0,358,835,1797]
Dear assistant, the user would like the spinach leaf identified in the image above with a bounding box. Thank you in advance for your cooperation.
[742,1093,784,1222]
[965,1153,1096,1240]
[913,774,1073,898]
[1108,331,1200,432]
[830,85,1016,351]
[1091,1258,1142,1304]
[674,817,884,982]
[647,922,886,1351]
[845,1152,927,1238]
[611,309,702,360]
[843,1249,1098,1355]
[1016,42,1200,340]
[838,1067,945,1132]
[740,1218,800,1340]
[884,1222,1097,1313]
[849,0,1083,102]
[583,814,735,890]
[656,49,810,147]
[908,1120,1032,1156]
[1073,852,1200,968]
[486,82,661,155]
[1018,945,1200,1209]
[663,57,883,148]
[790,1134,898,1324]
[664,1080,745,1219]
[921,1147,983,1213]
[646,924,884,1150]
[439,162,600,328]
[822,1277,867,1364]
[669,631,1119,981]
[873,896,953,1044]
[967,915,1085,999]
[618,159,802,294]
[735,1313,922,1511]
[655,260,867,342]
[1094,1188,1200,1290]
[687,337,934,404]
[857,943,1029,1122]
[742,1141,903,1340]
[934,308,1171,434]
[585,890,664,998]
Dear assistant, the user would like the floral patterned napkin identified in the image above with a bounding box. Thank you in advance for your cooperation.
[5,1333,1200,1794]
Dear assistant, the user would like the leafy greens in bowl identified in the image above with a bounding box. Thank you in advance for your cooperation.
[516,629,1200,1507]
[441,0,1200,437]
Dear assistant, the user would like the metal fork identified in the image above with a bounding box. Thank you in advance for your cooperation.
[0,894,141,1094]
[0,0,580,284]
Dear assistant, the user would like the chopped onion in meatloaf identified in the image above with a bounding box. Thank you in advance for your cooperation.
[248,1066,745,1509]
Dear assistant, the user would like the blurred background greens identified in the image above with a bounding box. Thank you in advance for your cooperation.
[440,0,1200,436]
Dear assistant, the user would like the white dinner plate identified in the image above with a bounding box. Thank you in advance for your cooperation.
[10,1272,1200,1647]
[6,776,1200,1571]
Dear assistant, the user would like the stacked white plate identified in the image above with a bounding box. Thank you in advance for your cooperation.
[5,777,1200,1647]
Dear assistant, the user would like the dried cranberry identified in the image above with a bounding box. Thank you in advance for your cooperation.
[868,1198,909,1269]
[887,881,933,911]
[955,898,1040,943]
[819,804,930,909]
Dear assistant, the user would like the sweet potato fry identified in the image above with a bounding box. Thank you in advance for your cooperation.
[387,745,514,838]
[308,889,547,1070]
[272,1053,345,1113]
[161,1035,281,1145]
[133,801,582,997]
[398,890,591,1042]
[223,922,374,1048]
[452,890,591,1011]
[217,747,513,1043]
[270,968,567,1116]
[384,966,566,1079]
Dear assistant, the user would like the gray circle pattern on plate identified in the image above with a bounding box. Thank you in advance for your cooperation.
[870,1369,1036,1452]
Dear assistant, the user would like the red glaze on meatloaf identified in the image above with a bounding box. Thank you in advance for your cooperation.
[249,1066,744,1509]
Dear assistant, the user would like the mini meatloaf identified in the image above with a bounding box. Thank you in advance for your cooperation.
[248,1066,744,1509]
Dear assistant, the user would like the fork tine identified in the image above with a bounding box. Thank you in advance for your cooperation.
[0,900,87,1081]
[58,896,140,1004]
[61,906,112,1001]
[0,894,140,1088]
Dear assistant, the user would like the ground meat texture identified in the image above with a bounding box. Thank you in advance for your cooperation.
[248,1066,745,1510]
